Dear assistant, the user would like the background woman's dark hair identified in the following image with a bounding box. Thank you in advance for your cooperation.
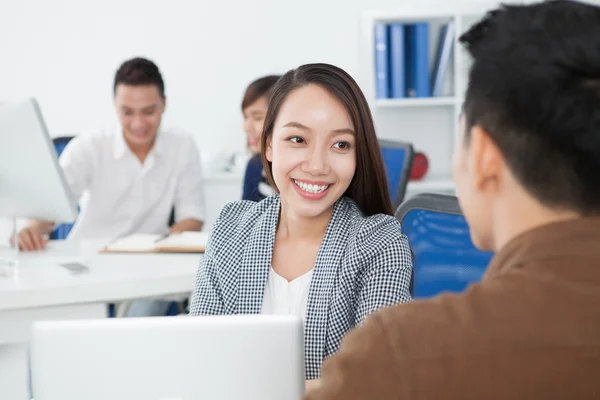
[260,63,393,217]
[241,75,281,111]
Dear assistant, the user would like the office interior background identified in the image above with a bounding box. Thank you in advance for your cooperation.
[0,0,554,238]
[3,1,599,399]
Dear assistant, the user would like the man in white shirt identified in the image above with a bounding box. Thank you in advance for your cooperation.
[17,57,205,250]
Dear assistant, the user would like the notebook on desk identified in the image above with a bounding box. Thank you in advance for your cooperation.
[102,232,208,253]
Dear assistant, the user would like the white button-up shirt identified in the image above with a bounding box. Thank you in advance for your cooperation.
[58,126,205,241]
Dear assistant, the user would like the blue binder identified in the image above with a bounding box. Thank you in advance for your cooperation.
[405,23,430,97]
[389,23,405,99]
[431,21,455,97]
[374,23,390,99]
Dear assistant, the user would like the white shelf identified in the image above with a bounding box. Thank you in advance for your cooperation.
[375,97,457,108]
[365,9,459,22]
[407,176,455,192]
[360,8,487,181]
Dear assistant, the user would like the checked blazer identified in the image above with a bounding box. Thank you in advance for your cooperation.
[189,195,413,379]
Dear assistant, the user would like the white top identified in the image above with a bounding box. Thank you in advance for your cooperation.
[260,267,314,321]
[58,126,205,241]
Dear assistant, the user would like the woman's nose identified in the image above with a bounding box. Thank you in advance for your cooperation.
[304,146,330,175]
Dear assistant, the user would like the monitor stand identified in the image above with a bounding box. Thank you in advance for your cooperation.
[0,214,21,277]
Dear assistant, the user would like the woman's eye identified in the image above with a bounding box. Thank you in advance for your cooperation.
[289,136,305,144]
[334,141,351,149]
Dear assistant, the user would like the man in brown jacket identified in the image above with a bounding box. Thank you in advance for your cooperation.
[305,1,600,399]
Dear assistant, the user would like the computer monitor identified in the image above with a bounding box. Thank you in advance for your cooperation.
[31,315,305,400]
[0,98,77,222]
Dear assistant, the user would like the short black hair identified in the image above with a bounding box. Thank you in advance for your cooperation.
[241,75,281,111]
[459,0,600,214]
[113,57,165,98]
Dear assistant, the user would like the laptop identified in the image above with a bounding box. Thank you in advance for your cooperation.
[31,315,305,400]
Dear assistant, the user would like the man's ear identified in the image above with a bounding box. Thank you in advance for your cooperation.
[469,125,503,192]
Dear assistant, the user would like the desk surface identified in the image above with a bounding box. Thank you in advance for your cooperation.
[0,240,201,312]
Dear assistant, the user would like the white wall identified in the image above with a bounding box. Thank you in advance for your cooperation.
[0,0,500,159]
[0,0,510,243]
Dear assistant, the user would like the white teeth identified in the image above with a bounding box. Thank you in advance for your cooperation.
[294,180,329,194]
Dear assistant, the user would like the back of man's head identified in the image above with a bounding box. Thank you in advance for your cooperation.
[460,0,600,215]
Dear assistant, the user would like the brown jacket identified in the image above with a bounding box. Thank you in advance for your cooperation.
[306,217,600,399]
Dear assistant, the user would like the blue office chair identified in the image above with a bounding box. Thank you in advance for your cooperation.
[396,193,493,299]
[53,135,73,157]
[51,136,76,240]
[379,139,414,208]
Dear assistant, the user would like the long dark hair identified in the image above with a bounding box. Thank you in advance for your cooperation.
[260,63,393,216]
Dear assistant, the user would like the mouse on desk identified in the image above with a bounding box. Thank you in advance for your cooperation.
[60,262,89,274]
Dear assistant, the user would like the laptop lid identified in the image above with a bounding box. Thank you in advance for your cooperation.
[31,315,304,400]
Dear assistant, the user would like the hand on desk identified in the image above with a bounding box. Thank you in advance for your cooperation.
[13,221,54,251]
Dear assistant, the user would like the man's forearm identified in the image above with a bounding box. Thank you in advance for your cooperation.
[169,218,203,233]
[27,220,55,236]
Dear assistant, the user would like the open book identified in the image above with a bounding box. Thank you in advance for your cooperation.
[102,232,208,254]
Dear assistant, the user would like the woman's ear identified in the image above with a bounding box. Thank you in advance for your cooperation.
[265,135,273,162]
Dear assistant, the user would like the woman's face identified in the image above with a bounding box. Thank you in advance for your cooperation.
[266,84,356,220]
[243,96,269,154]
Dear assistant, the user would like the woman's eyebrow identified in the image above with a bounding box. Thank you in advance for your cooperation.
[282,121,310,131]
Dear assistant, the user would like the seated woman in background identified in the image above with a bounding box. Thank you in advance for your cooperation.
[190,63,412,383]
[241,75,280,201]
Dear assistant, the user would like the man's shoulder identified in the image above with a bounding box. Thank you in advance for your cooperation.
[59,127,115,157]
[374,279,522,357]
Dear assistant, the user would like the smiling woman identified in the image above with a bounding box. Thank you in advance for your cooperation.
[189,63,413,381]
[261,63,393,218]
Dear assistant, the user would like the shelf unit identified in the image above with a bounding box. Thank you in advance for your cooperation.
[360,8,487,196]
[375,96,458,108]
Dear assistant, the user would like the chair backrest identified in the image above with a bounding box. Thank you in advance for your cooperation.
[396,193,493,298]
[379,139,414,208]
[51,136,76,240]
[53,136,74,158]
[168,207,175,227]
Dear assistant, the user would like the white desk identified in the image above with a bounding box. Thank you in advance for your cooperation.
[0,240,201,400]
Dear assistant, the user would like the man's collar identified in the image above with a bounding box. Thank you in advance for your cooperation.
[112,127,163,159]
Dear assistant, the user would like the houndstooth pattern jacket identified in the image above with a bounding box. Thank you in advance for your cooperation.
[189,195,412,379]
